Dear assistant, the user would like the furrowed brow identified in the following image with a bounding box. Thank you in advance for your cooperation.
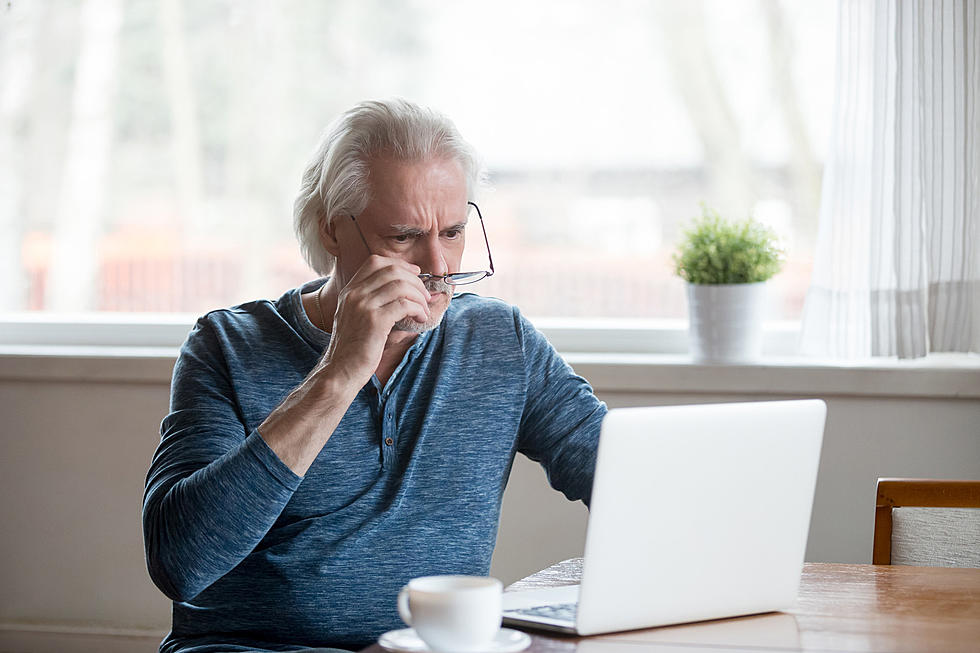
[389,224,428,237]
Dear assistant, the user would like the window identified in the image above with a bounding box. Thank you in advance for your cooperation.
[1,0,835,323]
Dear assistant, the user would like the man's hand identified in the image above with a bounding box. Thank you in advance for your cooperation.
[257,255,432,476]
[319,254,432,387]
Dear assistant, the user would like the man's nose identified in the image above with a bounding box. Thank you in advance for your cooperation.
[415,236,449,277]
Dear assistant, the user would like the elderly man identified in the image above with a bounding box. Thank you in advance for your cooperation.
[143,99,606,653]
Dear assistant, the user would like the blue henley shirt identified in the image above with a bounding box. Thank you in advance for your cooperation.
[143,279,606,652]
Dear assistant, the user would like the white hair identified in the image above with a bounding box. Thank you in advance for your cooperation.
[293,98,485,275]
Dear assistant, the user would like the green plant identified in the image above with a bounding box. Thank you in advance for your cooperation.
[673,205,784,284]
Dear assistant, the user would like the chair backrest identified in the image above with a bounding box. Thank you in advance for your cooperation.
[873,478,980,567]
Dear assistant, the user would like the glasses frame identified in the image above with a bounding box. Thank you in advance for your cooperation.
[348,201,495,286]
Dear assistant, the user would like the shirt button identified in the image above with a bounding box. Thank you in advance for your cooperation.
[385,437,394,446]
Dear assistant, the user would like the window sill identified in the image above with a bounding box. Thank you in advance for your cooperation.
[0,345,177,384]
[563,352,980,399]
[1,345,977,399]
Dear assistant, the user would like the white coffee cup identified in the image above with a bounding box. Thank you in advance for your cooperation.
[397,575,503,652]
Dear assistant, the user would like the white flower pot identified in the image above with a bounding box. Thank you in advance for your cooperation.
[686,282,766,364]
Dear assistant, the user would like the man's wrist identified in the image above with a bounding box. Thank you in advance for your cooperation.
[309,361,365,405]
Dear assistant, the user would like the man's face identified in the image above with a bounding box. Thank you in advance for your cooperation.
[330,155,469,332]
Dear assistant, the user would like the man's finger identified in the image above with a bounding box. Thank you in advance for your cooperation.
[376,296,430,327]
[344,277,431,317]
[349,256,430,298]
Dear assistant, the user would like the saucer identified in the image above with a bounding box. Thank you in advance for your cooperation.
[378,627,531,653]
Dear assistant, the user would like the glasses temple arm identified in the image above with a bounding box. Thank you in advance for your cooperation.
[348,215,374,255]
[468,202,494,276]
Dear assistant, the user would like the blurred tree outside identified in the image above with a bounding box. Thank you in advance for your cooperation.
[46,0,123,311]
[0,0,37,310]
[0,0,834,319]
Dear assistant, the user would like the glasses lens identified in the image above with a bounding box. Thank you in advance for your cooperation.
[445,271,488,286]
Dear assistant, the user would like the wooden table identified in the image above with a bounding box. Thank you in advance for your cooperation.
[365,560,980,653]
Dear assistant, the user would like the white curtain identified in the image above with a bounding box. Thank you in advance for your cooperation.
[801,0,979,359]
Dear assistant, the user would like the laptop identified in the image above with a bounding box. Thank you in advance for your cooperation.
[502,399,826,636]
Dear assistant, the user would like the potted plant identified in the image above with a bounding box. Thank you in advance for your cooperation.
[673,205,784,363]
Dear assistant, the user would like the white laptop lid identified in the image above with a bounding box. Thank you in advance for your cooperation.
[575,399,826,635]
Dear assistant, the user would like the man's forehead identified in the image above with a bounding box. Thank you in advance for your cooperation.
[368,157,466,198]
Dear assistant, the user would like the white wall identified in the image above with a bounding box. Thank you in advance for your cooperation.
[1,370,173,652]
[1,355,978,652]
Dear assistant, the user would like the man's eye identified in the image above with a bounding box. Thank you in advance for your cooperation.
[392,234,412,243]
[444,229,463,239]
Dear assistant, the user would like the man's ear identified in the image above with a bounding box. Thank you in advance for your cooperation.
[320,216,341,256]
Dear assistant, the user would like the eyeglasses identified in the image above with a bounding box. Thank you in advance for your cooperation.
[349,201,495,286]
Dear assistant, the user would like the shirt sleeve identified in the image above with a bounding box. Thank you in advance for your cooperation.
[513,308,607,506]
[142,317,303,602]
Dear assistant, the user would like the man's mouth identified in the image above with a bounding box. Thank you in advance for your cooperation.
[427,291,449,304]
[423,278,452,295]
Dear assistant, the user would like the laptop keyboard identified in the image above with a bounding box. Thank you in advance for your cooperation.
[510,602,578,622]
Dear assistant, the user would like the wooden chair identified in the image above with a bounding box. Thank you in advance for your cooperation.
[873,478,980,566]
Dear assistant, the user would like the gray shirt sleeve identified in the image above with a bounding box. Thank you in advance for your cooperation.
[142,318,303,602]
